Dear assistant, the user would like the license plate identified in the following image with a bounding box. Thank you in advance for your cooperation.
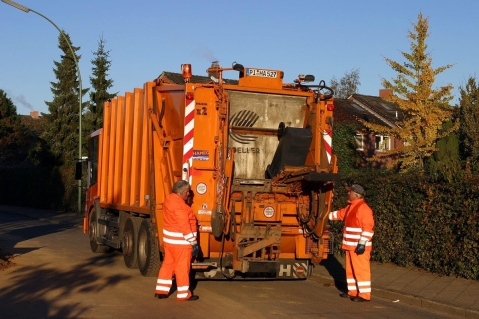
[246,68,277,78]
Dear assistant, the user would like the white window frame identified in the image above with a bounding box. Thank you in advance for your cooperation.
[375,135,390,151]
[355,134,364,151]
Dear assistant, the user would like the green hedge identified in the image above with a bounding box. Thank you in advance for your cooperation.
[330,170,479,280]
[2,165,479,279]
[0,166,78,212]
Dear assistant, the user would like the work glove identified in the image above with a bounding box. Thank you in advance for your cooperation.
[191,241,199,258]
[355,239,367,255]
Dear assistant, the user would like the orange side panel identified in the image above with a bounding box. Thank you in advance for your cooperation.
[130,88,144,206]
[100,102,111,202]
[113,96,125,204]
[120,92,134,205]
[139,83,154,208]
[97,131,103,204]
[107,99,118,203]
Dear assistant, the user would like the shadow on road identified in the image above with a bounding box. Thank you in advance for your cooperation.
[0,254,132,318]
[319,255,347,291]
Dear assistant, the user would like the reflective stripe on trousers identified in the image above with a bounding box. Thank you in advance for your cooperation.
[155,244,193,301]
[345,250,371,300]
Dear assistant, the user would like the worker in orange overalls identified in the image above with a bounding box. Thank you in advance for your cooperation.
[329,184,374,302]
[154,180,200,301]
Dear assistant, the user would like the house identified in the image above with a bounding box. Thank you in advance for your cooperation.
[21,111,44,136]
[334,90,403,160]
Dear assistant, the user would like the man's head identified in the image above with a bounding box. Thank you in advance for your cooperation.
[346,184,365,200]
[173,180,190,201]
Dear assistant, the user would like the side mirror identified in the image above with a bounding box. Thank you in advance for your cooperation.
[75,161,82,180]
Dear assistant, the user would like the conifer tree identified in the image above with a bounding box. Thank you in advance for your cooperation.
[0,90,30,165]
[85,35,116,133]
[458,77,479,171]
[363,13,456,172]
[42,32,88,166]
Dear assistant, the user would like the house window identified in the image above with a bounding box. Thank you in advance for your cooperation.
[375,135,390,151]
[355,134,364,151]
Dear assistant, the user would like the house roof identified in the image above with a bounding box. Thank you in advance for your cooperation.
[350,94,403,126]
[334,94,403,129]
[158,71,238,85]
[334,99,386,127]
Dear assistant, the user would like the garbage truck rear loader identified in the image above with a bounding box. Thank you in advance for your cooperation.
[83,62,339,279]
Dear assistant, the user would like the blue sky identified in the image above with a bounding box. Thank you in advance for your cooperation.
[1,0,478,115]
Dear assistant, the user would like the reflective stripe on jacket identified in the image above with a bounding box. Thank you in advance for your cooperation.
[329,198,374,251]
[162,193,197,246]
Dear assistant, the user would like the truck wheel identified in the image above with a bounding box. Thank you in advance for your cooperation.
[88,208,111,253]
[123,216,142,269]
[138,219,162,277]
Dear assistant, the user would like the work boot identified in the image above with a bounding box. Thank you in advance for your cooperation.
[186,295,199,301]
[154,293,168,299]
[339,292,350,298]
[350,296,370,302]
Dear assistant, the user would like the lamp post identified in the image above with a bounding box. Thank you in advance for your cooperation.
[2,0,83,214]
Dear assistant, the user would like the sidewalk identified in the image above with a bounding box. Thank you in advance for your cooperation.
[311,254,479,319]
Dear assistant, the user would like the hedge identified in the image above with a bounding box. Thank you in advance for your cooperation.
[330,170,479,280]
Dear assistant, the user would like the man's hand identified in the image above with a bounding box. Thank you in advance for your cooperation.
[355,239,367,255]
[191,241,199,257]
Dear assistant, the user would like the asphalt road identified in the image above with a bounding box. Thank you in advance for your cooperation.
[0,208,458,319]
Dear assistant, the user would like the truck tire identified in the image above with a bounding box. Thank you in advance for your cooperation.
[138,219,162,277]
[88,208,111,253]
[123,216,142,269]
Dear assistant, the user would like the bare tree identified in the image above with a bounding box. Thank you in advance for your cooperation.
[330,68,361,98]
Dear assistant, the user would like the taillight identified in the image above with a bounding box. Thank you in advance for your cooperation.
[327,103,334,111]
[185,92,194,100]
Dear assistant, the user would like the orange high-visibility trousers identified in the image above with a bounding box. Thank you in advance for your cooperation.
[155,245,193,301]
[345,250,371,300]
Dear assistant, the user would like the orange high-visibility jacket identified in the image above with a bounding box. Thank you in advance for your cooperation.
[329,198,374,251]
[162,193,198,246]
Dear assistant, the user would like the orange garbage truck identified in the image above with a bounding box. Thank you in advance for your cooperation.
[83,62,339,279]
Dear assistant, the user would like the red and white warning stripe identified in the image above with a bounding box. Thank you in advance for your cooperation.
[323,130,332,164]
[182,94,195,183]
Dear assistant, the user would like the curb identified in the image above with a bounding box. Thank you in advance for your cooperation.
[310,272,479,319]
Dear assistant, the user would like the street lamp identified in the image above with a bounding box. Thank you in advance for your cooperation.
[2,0,83,214]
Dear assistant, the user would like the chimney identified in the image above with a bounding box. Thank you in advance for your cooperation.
[30,111,39,119]
[208,61,220,80]
[379,89,393,98]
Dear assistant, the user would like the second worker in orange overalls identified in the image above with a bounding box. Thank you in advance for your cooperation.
[329,183,375,302]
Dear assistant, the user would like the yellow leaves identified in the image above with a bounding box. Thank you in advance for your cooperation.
[365,13,455,172]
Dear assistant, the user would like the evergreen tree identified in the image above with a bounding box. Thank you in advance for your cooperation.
[362,13,456,172]
[41,32,88,166]
[330,68,361,99]
[427,120,460,182]
[0,90,31,165]
[86,35,116,133]
[458,77,479,171]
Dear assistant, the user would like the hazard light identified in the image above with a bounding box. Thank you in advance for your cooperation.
[327,103,334,111]
[181,64,192,81]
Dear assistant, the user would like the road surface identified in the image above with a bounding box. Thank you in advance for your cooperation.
[0,207,457,319]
